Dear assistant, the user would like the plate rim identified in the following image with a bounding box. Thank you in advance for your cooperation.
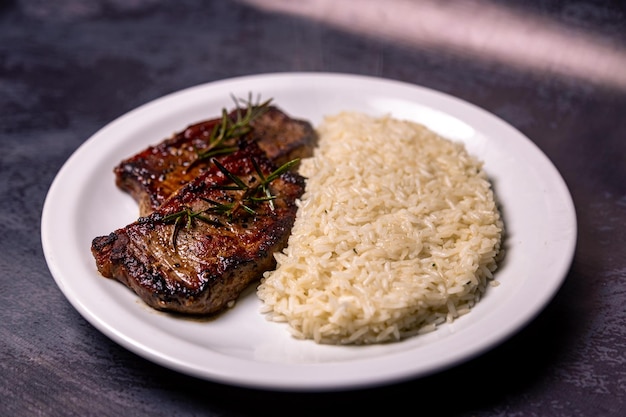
[41,71,577,391]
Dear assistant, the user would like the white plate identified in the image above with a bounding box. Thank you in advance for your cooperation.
[41,72,577,391]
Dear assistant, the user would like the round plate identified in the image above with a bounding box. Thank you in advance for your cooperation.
[41,72,577,391]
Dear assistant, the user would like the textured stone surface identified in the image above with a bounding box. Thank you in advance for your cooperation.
[1,0,625,416]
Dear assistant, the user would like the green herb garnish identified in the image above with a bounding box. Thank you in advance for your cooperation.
[164,157,299,249]
[162,207,223,251]
[188,94,272,168]
[206,157,300,218]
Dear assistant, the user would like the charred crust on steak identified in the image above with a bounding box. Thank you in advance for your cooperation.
[115,106,316,216]
[91,142,306,315]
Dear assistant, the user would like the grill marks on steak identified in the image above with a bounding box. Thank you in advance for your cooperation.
[115,106,316,216]
[91,143,306,315]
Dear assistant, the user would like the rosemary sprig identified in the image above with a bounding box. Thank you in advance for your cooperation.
[162,207,223,251]
[191,94,272,165]
[163,156,300,249]
[250,156,299,211]
[207,157,300,218]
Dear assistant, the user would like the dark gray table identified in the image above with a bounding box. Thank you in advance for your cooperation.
[2,1,625,416]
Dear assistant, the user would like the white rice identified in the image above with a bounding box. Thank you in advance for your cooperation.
[257,112,504,345]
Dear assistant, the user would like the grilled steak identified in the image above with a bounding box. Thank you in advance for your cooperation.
[91,142,306,315]
[115,105,316,216]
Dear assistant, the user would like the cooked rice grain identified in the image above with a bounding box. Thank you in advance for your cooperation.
[257,112,503,345]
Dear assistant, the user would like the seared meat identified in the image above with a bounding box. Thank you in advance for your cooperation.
[91,142,306,315]
[115,105,316,216]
